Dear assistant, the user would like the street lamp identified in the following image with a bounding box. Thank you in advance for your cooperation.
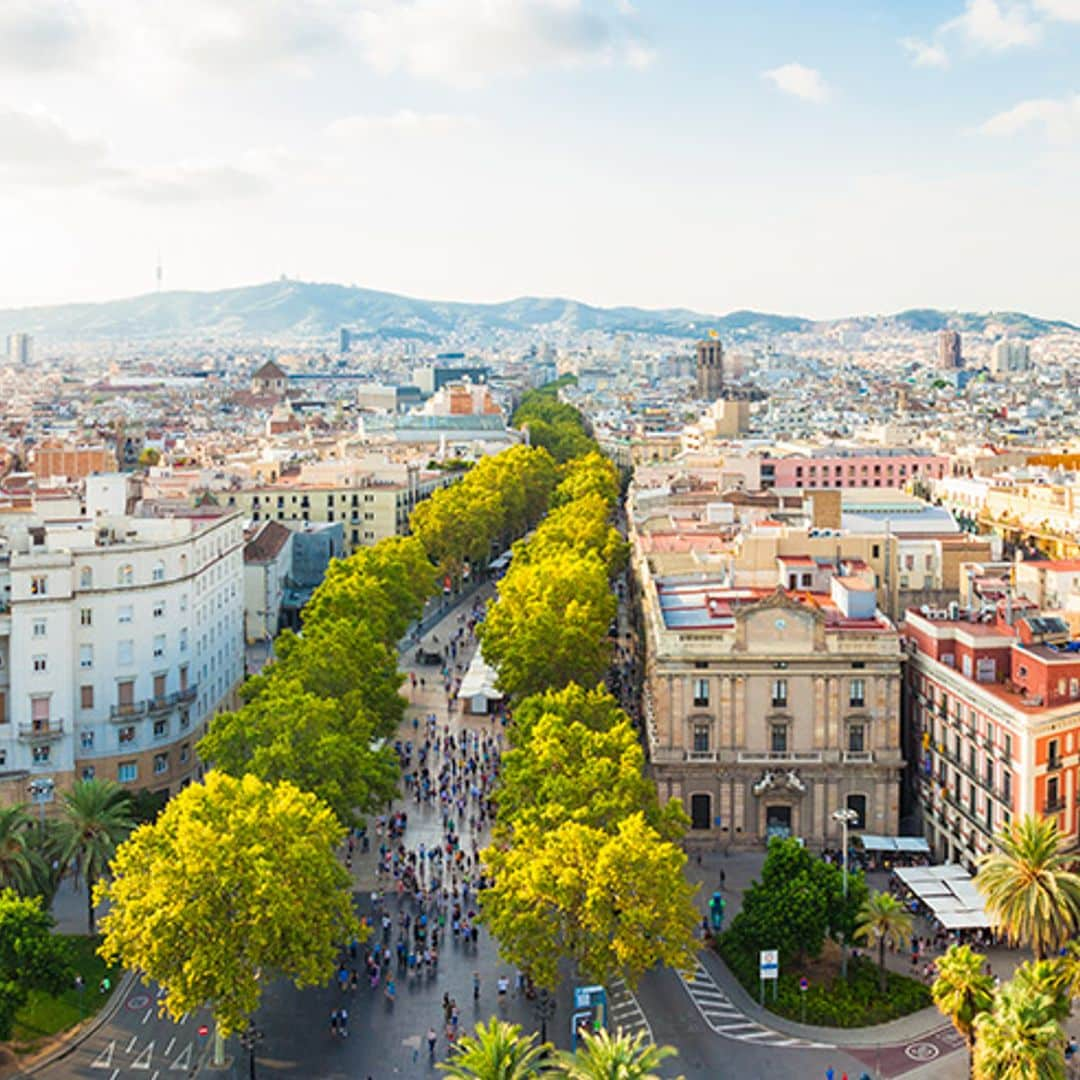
[238,1021,263,1080]
[533,987,556,1044]
[832,807,859,980]
[27,778,55,830]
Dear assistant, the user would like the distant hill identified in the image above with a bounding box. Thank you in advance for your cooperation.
[0,280,1073,343]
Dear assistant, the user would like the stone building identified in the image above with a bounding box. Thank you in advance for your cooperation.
[636,554,905,848]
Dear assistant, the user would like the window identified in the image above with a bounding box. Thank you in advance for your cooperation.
[693,678,710,707]
[180,593,188,612]
[153,718,168,738]
[32,745,50,764]
[32,618,46,638]
[771,724,788,753]
[153,602,165,619]
[33,655,47,673]
[693,723,710,753]
[1049,738,1060,768]
[79,567,93,589]
[118,640,134,666]
[117,564,133,586]
[80,684,94,709]
[82,766,95,781]
[1004,733,1013,760]
[81,608,93,627]
[81,730,94,750]
[1003,770,1012,802]
[118,725,136,744]
[80,644,93,669]
[771,679,788,708]
[179,628,188,653]
[179,709,190,730]
[30,575,47,595]
[180,743,190,764]
[690,793,712,830]
[848,724,865,752]
[118,761,137,783]
[153,635,166,659]
[31,696,50,724]
[849,678,866,708]
[0,749,5,766]
[1048,775,1061,810]
[846,793,867,830]
[154,753,168,775]
[118,605,133,624]
[152,561,165,582]
[153,673,166,698]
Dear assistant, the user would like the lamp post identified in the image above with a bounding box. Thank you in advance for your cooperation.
[832,807,858,980]
[238,1021,263,1080]
[533,987,556,1044]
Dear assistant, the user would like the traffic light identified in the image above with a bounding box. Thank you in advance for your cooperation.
[709,891,726,931]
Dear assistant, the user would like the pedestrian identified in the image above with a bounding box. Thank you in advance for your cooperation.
[473,971,481,1000]
[339,1007,349,1037]
[427,1027,438,1059]
[330,1009,338,1036]
[826,1068,834,1080]
[719,869,726,889]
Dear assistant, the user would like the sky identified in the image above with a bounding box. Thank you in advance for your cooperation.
[1,0,1079,320]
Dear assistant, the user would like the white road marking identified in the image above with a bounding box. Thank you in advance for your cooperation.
[90,1040,115,1069]
[126,1036,137,1053]
[677,960,833,1049]
[170,1042,193,1071]
[165,1037,175,1056]
[143,1007,154,1025]
[606,977,654,1045]
[132,1040,155,1069]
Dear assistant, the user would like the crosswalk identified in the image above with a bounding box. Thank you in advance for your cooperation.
[606,977,654,1045]
[677,960,833,1049]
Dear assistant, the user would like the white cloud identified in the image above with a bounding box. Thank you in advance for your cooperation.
[976,93,1080,143]
[762,63,830,103]
[942,0,1041,51]
[326,110,476,139]
[0,1,92,72]
[1032,0,1080,20]
[352,0,653,87]
[900,37,950,69]
[111,163,270,204]
[0,106,114,184]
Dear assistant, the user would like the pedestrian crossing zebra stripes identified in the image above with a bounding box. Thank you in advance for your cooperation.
[677,960,833,1049]
[606,977,654,1045]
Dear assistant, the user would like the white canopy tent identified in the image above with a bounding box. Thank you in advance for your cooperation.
[894,865,990,930]
[457,649,503,715]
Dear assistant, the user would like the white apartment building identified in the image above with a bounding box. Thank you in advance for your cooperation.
[0,476,245,807]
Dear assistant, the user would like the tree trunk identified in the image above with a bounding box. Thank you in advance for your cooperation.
[86,870,96,935]
[879,938,887,994]
[967,1031,976,1080]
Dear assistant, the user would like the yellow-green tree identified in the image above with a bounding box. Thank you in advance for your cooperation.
[478,551,615,700]
[520,494,628,578]
[198,677,398,826]
[97,773,357,1060]
[497,703,686,843]
[973,979,1066,1080]
[552,451,620,509]
[508,683,629,747]
[853,891,913,993]
[932,944,995,1070]
[480,813,698,991]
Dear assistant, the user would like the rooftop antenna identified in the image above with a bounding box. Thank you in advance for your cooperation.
[155,251,163,292]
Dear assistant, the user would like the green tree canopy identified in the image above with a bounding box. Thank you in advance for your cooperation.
[725,837,868,965]
[0,805,47,897]
[552,451,620,509]
[519,494,628,578]
[976,814,1080,960]
[478,551,615,700]
[508,683,628,747]
[555,1028,681,1080]
[53,778,134,933]
[0,889,71,1040]
[480,814,698,991]
[497,705,686,843]
[853,891,914,993]
[931,943,995,1061]
[97,773,357,1039]
[198,677,398,827]
[437,1018,549,1079]
[973,979,1066,1080]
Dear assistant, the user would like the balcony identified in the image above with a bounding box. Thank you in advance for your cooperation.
[18,719,64,740]
[110,701,147,721]
[737,751,823,765]
[686,750,717,763]
[147,686,198,716]
[843,750,875,764]
[1048,757,1063,772]
[1045,797,1067,814]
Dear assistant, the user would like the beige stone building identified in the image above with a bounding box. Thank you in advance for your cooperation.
[635,553,905,849]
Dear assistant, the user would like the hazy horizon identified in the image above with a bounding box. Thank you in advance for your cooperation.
[2,1,1079,321]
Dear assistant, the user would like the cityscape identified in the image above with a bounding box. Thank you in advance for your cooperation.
[2,3,1080,1080]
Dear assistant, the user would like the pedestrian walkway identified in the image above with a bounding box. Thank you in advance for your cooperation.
[606,978,653,1046]
[678,959,833,1049]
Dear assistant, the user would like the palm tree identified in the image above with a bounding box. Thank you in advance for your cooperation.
[931,944,995,1076]
[554,1029,682,1080]
[1011,960,1071,1024]
[976,815,1080,960]
[437,1019,550,1079]
[53,779,134,934]
[852,891,913,994]
[0,804,48,896]
[973,980,1066,1080]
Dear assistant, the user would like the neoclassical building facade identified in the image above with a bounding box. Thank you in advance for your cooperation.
[637,567,905,849]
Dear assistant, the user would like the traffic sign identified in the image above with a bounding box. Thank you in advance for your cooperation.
[799,977,809,992]
[759,949,779,980]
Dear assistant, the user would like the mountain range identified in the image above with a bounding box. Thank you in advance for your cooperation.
[0,280,1075,343]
